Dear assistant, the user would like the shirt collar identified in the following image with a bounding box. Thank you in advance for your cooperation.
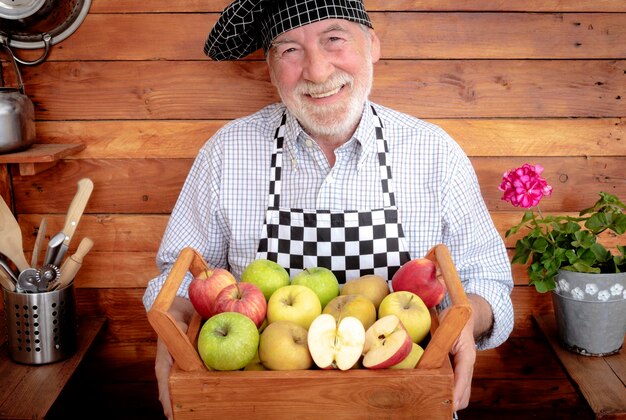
[280,101,379,170]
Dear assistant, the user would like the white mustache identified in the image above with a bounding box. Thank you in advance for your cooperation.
[295,72,354,98]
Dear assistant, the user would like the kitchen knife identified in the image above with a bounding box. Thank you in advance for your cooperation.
[43,231,65,266]
[52,178,94,267]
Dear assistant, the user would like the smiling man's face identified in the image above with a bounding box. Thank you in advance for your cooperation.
[268,19,380,142]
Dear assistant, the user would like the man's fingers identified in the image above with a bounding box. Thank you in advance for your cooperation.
[156,339,175,419]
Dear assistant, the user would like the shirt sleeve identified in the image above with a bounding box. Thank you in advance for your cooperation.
[142,138,229,311]
[438,140,514,350]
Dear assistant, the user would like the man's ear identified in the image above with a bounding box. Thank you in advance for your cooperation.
[369,29,381,63]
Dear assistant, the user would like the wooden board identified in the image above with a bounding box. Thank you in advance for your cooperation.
[88,1,626,13]
[11,157,626,214]
[19,60,626,120]
[21,13,626,61]
[32,118,626,159]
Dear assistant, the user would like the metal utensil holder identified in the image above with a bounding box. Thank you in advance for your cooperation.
[3,284,77,364]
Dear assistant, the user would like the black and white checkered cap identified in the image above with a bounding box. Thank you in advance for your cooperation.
[204,0,372,61]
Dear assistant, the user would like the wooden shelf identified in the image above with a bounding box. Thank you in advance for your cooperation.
[533,313,626,419]
[0,143,85,176]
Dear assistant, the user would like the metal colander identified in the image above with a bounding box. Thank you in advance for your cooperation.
[0,0,46,20]
[0,0,91,53]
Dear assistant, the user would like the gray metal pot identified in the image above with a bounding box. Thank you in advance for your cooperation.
[552,269,626,356]
[0,39,35,154]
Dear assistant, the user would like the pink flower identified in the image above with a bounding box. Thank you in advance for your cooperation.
[499,163,553,208]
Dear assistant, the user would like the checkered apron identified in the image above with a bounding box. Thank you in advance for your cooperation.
[256,106,411,284]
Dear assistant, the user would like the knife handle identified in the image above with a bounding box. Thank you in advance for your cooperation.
[58,237,94,288]
[61,178,94,247]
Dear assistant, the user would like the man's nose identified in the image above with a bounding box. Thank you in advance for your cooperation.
[302,49,334,84]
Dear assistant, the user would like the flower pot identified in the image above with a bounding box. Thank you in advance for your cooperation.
[551,270,626,356]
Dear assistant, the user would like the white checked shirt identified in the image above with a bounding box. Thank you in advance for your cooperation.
[143,101,514,350]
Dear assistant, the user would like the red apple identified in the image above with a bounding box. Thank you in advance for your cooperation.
[391,258,447,308]
[362,314,413,369]
[188,268,237,319]
[213,282,267,328]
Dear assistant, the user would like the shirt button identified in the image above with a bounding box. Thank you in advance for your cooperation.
[305,139,313,148]
[326,175,333,184]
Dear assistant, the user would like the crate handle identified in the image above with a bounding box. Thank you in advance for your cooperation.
[147,247,207,372]
[417,244,472,369]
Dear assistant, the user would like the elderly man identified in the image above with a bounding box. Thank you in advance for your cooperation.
[143,1,514,418]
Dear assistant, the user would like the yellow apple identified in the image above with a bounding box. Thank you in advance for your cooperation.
[341,274,390,310]
[258,320,313,370]
[378,291,431,344]
[266,285,322,330]
[243,351,267,371]
[323,294,377,330]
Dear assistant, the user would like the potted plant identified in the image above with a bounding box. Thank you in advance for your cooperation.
[499,163,626,356]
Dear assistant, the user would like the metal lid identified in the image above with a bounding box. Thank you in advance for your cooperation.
[0,0,91,49]
[0,0,46,20]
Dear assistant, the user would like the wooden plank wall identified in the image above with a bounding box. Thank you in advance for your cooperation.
[1,1,625,418]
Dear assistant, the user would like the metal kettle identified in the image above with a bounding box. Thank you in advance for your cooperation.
[0,38,35,154]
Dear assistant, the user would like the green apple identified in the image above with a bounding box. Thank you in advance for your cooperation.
[266,285,322,330]
[323,294,377,331]
[241,259,290,301]
[258,320,313,370]
[378,291,431,344]
[341,274,390,311]
[291,267,340,308]
[390,342,424,369]
[197,312,259,371]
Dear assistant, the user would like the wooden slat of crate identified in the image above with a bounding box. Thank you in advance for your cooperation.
[169,366,454,419]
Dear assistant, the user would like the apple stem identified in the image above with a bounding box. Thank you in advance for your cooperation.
[405,295,414,310]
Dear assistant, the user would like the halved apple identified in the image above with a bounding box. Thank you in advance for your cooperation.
[362,314,413,369]
[390,342,424,369]
[307,314,365,371]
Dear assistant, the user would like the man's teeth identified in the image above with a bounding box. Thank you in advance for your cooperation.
[309,86,342,98]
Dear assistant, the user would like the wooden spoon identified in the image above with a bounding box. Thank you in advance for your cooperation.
[0,196,30,272]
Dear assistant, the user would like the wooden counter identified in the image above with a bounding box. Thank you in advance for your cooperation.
[534,313,626,420]
[0,316,106,419]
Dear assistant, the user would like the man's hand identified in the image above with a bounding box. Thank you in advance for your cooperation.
[153,296,195,419]
[449,311,476,411]
[156,337,176,420]
[443,293,493,411]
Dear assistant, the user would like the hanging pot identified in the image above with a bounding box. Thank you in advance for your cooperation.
[0,39,35,154]
[552,269,626,356]
[0,0,92,65]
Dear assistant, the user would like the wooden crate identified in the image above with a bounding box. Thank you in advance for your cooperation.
[148,245,471,419]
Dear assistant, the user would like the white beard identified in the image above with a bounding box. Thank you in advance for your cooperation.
[273,53,374,141]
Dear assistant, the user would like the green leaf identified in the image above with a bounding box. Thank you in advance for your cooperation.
[589,243,611,263]
[530,237,549,253]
